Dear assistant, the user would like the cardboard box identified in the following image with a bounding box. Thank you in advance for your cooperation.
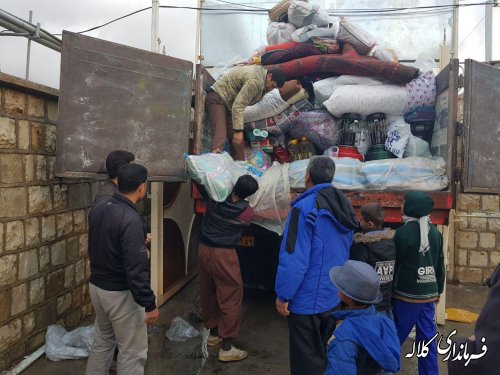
[268,0,291,22]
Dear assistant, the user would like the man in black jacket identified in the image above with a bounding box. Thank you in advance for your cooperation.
[86,163,159,375]
[199,175,258,363]
[94,150,135,203]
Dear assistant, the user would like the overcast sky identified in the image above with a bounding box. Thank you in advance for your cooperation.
[0,0,198,88]
[0,0,497,89]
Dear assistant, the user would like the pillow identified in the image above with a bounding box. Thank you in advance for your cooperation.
[336,17,376,55]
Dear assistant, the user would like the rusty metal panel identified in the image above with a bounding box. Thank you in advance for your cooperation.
[431,59,458,194]
[56,31,193,181]
[463,60,500,193]
[191,65,215,155]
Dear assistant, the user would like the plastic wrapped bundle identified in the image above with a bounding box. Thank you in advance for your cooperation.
[186,152,246,202]
[289,110,341,152]
[288,157,364,190]
[361,157,448,191]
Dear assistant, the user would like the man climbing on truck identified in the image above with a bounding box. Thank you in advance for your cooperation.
[205,66,286,160]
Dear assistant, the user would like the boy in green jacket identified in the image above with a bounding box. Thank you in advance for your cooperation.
[392,192,445,375]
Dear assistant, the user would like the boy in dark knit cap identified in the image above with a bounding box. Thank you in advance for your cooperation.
[392,192,445,375]
[350,203,396,320]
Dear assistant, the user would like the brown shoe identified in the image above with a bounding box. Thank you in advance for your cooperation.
[207,335,223,347]
[217,345,248,362]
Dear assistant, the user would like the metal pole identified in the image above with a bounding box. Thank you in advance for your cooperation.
[151,0,160,53]
[150,0,164,305]
[194,0,202,64]
[25,10,32,80]
[485,1,493,63]
[451,0,459,59]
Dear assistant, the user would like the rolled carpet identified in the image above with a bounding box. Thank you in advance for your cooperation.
[267,44,419,84]
[261,43,323,65]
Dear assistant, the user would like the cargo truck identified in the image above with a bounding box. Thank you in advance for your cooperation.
[54,4,500,318]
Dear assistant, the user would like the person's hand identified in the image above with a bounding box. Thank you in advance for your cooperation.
[435,296,440,304]
[275,298,290,317]
[232,131,244,147]
[145,233,152,245]
[145,308,160,325]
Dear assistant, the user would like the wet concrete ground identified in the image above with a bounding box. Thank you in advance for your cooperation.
[21,279,488,375]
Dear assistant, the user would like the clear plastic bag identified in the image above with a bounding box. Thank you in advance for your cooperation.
[166,317,200,342]
[45,325,94,361]
[186,152,246,202]
[249,162,291,235]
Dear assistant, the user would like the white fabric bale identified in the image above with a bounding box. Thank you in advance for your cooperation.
[267,22,297,45]
[385,117,412,158]
[323,84,407,118]
[291,24,338,42]
[244,89,289,123]
[337,17,377,55]
[314,75,384,106]
[288,0,331,28]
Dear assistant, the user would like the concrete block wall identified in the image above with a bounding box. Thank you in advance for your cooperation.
[454,193,500,284]
[0,75,98,371]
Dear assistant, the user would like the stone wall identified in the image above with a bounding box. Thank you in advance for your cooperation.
[0,74,97,371]
[454,194,500,284]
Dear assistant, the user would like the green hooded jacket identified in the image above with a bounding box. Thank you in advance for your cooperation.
[393,192,445,300]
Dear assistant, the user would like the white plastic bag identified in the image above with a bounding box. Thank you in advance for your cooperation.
[186,152,246,202]
[45,325,94,361]
[166,317,200,342]
[291,24,338,42]
[385,118,412,158]
[267,22,297,45]
[244,89,289,123]
[249,162,290,235]
[288,0,331,28]
[404,136,432,158]
[323,84,407,118]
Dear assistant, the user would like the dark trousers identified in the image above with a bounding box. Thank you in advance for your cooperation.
[288,309,337,375]
[205,90,245,161]
[199,243,243,339]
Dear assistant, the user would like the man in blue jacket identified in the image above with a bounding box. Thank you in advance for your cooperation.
[275,156,359,375]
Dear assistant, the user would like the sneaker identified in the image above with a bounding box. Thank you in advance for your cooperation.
[218,345,248,362]
[207,335,223,347]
